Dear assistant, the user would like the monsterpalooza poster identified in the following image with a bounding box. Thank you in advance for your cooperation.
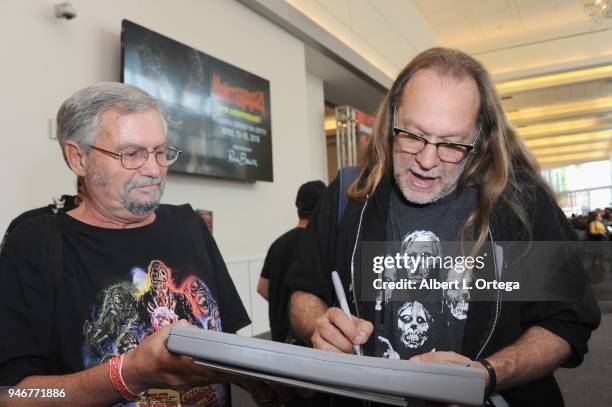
[122,20,273,182]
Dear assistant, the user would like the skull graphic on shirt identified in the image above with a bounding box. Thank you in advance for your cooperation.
[397,300,432,349]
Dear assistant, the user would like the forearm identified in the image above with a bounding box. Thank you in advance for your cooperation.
[486,326,571,391]
[289,291,328,342]
[5,364,119,407]
[257,277,269,300]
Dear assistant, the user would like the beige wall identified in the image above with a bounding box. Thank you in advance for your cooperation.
[0,0,328,265]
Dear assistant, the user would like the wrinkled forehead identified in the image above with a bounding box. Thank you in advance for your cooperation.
[395,68,480,136]
[96,107,167,147]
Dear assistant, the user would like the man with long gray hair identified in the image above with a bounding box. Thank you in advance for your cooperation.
[0,82,276,406]
[287,48,600,405]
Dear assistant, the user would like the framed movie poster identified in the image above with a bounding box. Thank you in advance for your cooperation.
[121,20,273,182]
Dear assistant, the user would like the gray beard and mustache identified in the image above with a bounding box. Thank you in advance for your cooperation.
[393,154,467,205]
[122,176,165,216]
[89,171,165,216]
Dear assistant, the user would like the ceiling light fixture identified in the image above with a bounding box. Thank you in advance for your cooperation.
[496,65,612,94]
[507,97,612,124]
[583,0,612,22]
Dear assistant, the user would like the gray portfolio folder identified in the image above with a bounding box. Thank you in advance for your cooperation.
[166,326,485,406]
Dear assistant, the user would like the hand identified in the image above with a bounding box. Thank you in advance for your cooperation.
[310,307,373,353]
[409,351,490,407]
[409,351,489,388]
[122,320,231,392]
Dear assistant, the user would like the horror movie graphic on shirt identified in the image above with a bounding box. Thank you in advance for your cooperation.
[400,230,442,280]
[397,300,433,349]
[375,229,474,360]
[443,262,472,320]
[82,259,225,406]
[377,230,443,308]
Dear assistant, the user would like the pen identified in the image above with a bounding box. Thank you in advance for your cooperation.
[331,271,362,355]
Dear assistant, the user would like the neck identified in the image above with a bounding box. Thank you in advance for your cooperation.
[67,196,156,229]
[297,218,309,228]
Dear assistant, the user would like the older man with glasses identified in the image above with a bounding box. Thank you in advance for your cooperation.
[0,82,278,406]
[286,48,600,406]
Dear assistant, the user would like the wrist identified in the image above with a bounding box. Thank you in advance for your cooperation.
[477,358,497,400]
[121,350,149,394]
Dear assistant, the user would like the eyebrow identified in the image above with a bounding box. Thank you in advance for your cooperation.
[114,142,168,151]
[397,120,468,140]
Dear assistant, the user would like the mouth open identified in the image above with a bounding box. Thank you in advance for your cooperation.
[135,184,159,191]
[409,170,438,189]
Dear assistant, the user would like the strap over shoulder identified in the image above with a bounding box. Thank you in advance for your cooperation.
[337,166,362,227]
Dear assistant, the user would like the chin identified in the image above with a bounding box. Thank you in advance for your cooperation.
[402,187,441,205]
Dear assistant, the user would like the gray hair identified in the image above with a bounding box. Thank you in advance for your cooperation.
[56,82,166,153]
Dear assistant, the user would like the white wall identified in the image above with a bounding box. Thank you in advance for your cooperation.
[0,0,328,332]
[305,72,328,181]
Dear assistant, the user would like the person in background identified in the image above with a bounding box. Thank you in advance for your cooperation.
[257,180,326,342]
[588,211,607,241]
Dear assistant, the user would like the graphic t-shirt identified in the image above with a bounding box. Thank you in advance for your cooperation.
[260,227,303,342]
[0,204,250,406]
[373,185,477,361]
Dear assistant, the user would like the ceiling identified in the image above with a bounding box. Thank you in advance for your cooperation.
[289,0,612,170]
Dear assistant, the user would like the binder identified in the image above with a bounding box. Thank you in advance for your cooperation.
[166,325,485,406]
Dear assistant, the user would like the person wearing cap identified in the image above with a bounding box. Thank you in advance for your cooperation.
[257,180,327,342]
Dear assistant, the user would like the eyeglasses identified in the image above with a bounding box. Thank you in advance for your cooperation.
[88,144,182,170]
[392,109,482,164]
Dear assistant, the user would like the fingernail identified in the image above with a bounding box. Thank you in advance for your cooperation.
[354,331,366,343]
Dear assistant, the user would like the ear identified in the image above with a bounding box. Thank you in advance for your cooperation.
[63,140,89,177]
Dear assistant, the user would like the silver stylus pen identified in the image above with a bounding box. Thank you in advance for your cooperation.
[331,271,363,355]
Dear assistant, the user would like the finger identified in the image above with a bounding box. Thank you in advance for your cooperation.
[327,308,367,345]
[189,363,218,379]
[354,318,374,343]
[311,331,345,353]
[317,318,356,353]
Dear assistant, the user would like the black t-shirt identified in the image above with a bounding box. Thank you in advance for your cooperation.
[373,185,477,361]
[260,227,303,342]
[0,204,250,406]
[0,195,78,253]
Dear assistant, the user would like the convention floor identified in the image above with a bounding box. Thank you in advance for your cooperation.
[556,262,612,407]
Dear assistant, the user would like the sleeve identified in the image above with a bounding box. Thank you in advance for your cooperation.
[0,218,57,385]
[520,184,601,367]
[260,247,272,279]
[285,178,340,306]
[198,217,251,334]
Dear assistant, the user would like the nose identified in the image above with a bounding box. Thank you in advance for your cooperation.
[415,143,439,170]
[139,150,163,178]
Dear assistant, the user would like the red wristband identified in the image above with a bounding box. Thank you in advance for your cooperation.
[109,353,141,401]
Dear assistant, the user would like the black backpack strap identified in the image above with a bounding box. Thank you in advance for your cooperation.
[337,166,362,227]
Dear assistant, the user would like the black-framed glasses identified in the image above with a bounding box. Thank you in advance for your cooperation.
[392,108,482,163]
[88,144,182,170]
